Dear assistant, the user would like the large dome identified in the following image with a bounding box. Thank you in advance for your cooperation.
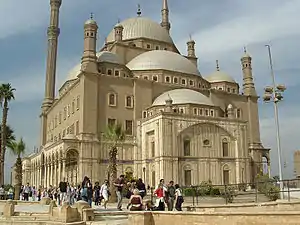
[206,70,236,83]
[107,17,173,44]
[126,50,201,75]
[66,51,122,81]
[152,89,214,106]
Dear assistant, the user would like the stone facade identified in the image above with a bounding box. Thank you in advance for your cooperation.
[20,0,270,188]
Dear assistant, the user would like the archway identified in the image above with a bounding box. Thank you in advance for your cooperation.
[65,149,79,185]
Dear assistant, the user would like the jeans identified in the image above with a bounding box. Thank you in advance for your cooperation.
[167,198,174,211]
[60,192,67,205]
[116,191,123,210]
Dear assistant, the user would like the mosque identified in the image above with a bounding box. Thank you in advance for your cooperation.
[20,0,270,188]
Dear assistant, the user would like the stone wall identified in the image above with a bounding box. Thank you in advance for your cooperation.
[128,211,300,225]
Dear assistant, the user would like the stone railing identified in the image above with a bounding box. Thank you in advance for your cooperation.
[2,198,95,223]
[185,199,300,212]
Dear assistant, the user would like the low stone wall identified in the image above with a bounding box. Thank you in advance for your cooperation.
[0,199,94,224]
[128,211,300,225]
[185,199,300,212]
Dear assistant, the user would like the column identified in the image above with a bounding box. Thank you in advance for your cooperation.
[39,165,42,188]
[54,161,57,186]
[47,163,50,188]
[58,159,61,182]
[43,160,47,188]
[62,159,66,180]
[50,162,53,186]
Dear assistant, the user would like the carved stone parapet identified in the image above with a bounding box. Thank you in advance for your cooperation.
[47,26,60,38]
[50,0,62,7]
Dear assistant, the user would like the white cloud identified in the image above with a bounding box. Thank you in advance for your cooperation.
[176,1,300,60]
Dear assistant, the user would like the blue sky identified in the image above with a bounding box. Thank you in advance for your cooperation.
[0,0,299,183]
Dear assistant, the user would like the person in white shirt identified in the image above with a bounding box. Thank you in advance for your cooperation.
[100,180,109,209]
[174,184,184,211]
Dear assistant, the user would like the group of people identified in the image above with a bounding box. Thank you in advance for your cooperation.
[114,175,184,211]
[4,176,184,212]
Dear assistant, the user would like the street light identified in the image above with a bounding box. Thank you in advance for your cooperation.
[263,44,286,199]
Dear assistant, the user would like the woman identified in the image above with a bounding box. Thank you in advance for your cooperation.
[94,182,101,206]
[100,180,109,209]
[81,176,89,202]
[174,184,184,211]
[154,184,165,211]
[127,189,143,211]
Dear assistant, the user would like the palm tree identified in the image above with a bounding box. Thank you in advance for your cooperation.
[9,138,26,200]
[0,83,16,185]
[0,124,15,150]
[104,123,125,202]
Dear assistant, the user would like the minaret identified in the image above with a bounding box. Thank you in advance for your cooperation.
[186,35,198,67]
[160,0,171,33]
[187,36,196,57]
[42,0,61,109]
[241,47,257,96]
[81,14,98,73]
[114,23,124,41]
[40,0,62,146]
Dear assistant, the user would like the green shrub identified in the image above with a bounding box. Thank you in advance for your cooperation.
[255,174,280,201]
[220,186,235,203]
[183,188,196,197]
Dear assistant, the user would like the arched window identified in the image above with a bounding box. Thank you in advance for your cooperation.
[183,139,190,156]
[126,96,133,108]
[222,138,229,157]
[236,109,241,118]
[108,93,116,106]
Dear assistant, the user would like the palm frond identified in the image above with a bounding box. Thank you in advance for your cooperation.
[9,138,26,157]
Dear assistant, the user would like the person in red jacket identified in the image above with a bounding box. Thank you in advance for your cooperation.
[154,184,165,211]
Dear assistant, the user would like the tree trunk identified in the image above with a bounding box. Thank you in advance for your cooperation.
[108,146,118,203]
[0,100,8,185]
[14,157,22,200]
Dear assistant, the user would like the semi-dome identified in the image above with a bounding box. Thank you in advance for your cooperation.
[66,51,123,81]
[152,89,214,106]
[205,70,236,83]
[107,17,173,44]
[126,50,201,76]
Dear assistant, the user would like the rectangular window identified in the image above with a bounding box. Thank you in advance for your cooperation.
[193,108,197,115]
[108,118,116,127]
[165,76,170,83]
[183,140,190,156]
[114,70,120,76]
[151,141,155,157]
[210,110,214,117]
[125,96,133,108]
[181,79,186,85]
[184,170,192,186]
[125,120,133,135]
[222,142,229,157]
[72,101,75,113]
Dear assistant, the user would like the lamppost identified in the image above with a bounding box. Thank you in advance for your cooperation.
[263,44,286,199]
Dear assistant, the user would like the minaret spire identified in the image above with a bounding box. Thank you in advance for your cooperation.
[137,4,141,17]
[161,0,171,33]
[241,48,257,96]
[216,60,220,71]
[41,0,62,146]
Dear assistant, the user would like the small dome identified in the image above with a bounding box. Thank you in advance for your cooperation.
[152,89,214,106]
[206,70,236,83]
[107,17,173,44]
[127,50,201,76]
[85,19,97,25]
[66,51,123,81]
[114,23,123,29]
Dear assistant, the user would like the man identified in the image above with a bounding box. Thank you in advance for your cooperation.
[114,174,125,210]
[23,183,31,201]
[166,181,176,211]
[59,178,67,205]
